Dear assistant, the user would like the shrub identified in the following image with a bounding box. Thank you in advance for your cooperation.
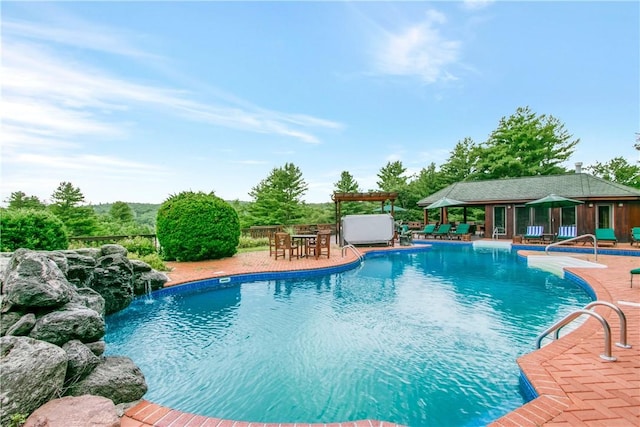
[0,208,69,251]
[156,191,240,261]
[237,235,269,249]
[117,236,157,256]
[128,252,169,271]
[67,240,101,250]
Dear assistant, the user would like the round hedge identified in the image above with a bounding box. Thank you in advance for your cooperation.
[156,191,240,261]
[0,208,69,251]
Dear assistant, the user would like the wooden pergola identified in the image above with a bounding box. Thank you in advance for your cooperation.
[331,192,398,244]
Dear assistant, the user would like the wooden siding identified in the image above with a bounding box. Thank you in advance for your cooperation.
[478,200,640,243]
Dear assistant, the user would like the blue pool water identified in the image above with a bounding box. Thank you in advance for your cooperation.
[105,245,592,426]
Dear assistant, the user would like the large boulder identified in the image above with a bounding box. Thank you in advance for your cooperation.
[84,340,106,357]
[65,356,147,405]
[129,259,151,273]
[72,287,106,317]
[133,269,169,296]
[92,254,134,314]
[29,305,105,346]
[62,251,97,288]
[24,395,119,427]
[44,251,69,276]
[2,250,75,309]
[0,253,12,280]
[5,313,36,336]
[1,310,23,336]
[72,248,101,259]
[100,244,128,257]
[0,336,67,426]
[62,340,100,385]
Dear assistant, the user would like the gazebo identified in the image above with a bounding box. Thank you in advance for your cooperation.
[331,191,398,244]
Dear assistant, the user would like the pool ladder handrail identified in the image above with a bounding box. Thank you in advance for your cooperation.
[342,244,364,261]
[545,233,597,261]
[535,301,631,362]
[492,226,505,240]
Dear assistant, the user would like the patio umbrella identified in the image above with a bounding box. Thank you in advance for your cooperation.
[372,204,407,213]
[525,194,583,236]
[524,194,584,209]
[425,197,467,210]
[424,197,467,225]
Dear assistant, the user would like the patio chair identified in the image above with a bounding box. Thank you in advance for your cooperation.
[432,223,452,239]
[307,231,331,259]
[413,224,436,239]
[450,223,471,240]
[274,232,300,261]
[631,227,640,247]
[268,232,276,257]
[523,225,544,243]
[556,225,577,243]
[595,228,617,246]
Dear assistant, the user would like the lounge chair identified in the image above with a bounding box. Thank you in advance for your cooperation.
[631,267,640,288]
[631,227,640,247]
[450,223,471,240]
[432,223,452,239]
[595,228,617,246]
[523,225,544,243]
[413,224,436,239]
[556,225,577,243]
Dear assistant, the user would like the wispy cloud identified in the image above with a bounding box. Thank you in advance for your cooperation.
[2,19,160,59]
[6,153,164,174]
[373,9,461,83]
[1,13,345,203]
[461,0,495,12]
[1,16,344,160]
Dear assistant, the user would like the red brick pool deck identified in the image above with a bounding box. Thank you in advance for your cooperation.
[121,241,640,427]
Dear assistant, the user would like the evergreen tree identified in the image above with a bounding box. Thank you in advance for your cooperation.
[248,163,308,225]
[473,106,578,180]
[110,201,135,223]
[439,137,479,185]
[586,156,640,188]
[377,161,408,192]
[5,191,46,210]
[48,182,99,236]
[405,163,446,221]
[376,160,411,210]
[333,171,363,216]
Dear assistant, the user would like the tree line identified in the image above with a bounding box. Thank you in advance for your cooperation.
[4,106,638,235]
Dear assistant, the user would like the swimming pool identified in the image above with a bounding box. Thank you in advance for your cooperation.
[105,245,593,426]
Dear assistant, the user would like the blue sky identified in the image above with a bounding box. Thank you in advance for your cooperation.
[2,1,638,205]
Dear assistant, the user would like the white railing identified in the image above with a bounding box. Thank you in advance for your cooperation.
[341,244,364,261]
[545,233,597,261]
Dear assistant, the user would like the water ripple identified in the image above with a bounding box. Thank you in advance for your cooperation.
[106,247,591,426]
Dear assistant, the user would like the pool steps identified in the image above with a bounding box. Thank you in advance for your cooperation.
[527,255,606,277]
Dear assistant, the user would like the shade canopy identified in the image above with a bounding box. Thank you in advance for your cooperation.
[525,194,584,209]
[425,197,467,210]
[373,204,407,213]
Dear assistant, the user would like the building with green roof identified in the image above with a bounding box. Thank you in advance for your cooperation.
[417,170,640,243]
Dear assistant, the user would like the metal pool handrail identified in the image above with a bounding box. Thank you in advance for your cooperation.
[580,301,631,349]
[535,308,616,361]
[342,244,364,261]
[545,233,597,261]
